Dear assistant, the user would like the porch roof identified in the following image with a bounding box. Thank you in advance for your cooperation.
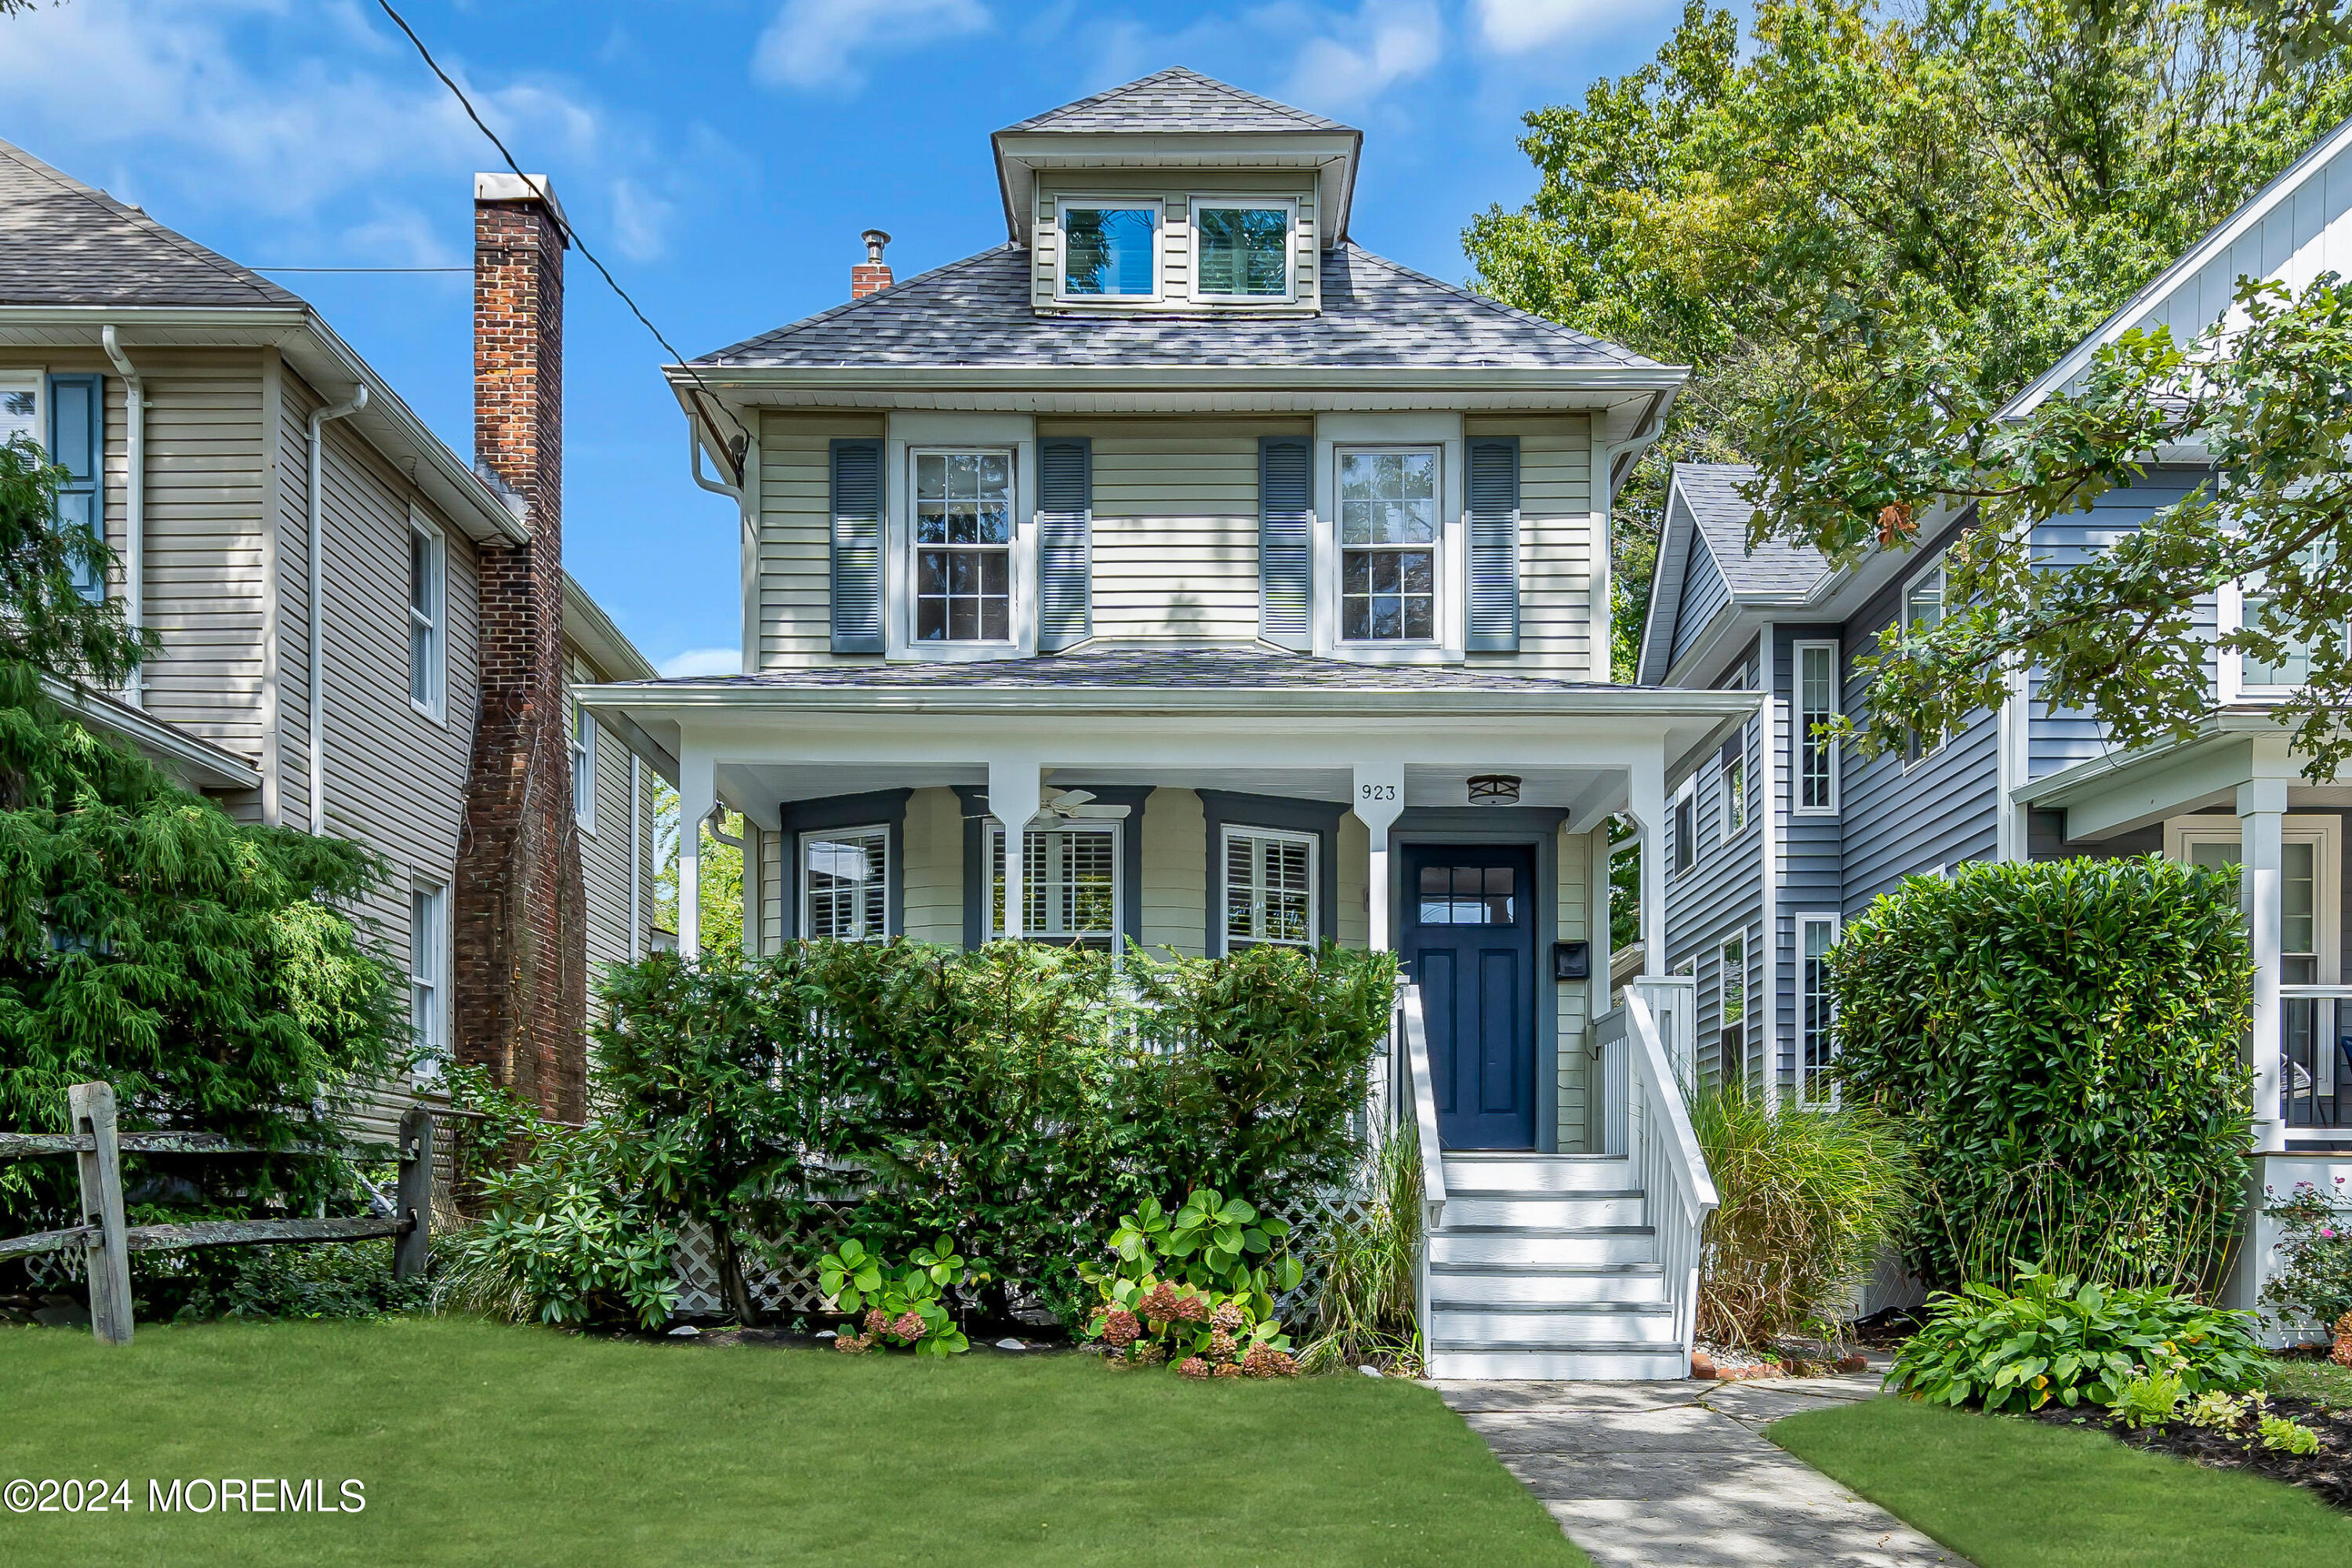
[2015,706,2352,840]
[604,648,1632,693]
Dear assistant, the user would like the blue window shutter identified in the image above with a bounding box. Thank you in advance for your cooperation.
[1037,437,1091,651]
[48,373,103,601]
[1258,436,1311,649]
[1467,437,1519,652]
[829,437,884,654]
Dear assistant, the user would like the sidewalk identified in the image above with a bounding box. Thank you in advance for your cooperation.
[1435,1369,1972,1568]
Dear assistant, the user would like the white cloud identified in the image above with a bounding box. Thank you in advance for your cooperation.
[753,0,991,93]
[1281,0,1443,112]
[1471,0,1633,53]
[659,648,743,678]
[608,177,675,263]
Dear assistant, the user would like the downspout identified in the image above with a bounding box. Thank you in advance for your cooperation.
[628,753,643,960]
[100,327,143,706]
[307,384,369,836]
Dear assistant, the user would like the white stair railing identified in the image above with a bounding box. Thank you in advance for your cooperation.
[1390,983,1446,1358]
[1623,981,1719,1372]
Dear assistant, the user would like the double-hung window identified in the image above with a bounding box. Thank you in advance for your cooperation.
[2238,550,2346,691]
[569,658,596,832]
[1798,913,1840,1107]
[1192,201,1292,301]
[1795,641,1840,811]
[1672,786,1696,875]
[1058,203,1160,299]
[1338,449,1438,644]
[1720,745,1748,839]
[913,450,1013,644]
[410,880,447,1080]
[408,513,445,720]
[991,824,1119,947]
[803,826,889,941]
[1900,553,1949,764]
[1715,933,1747,1091]
[1224,826,1316,948]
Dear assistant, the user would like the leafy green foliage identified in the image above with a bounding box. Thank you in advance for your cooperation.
[0,433,149,686]
[2261,1412,2325,1455]
[818,1236,975,1356]
[1831,857,2251,1291]
[1886,1264,2267,1414]
[1298,1130,1422,1374]
[1690,1087,1913,1347]
[2113,1367,2189,1429]
[1080,1189,1301,1375]
[167,1240,426,1323]
[2259,1181,2352,1334]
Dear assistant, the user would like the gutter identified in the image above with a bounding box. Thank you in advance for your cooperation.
[662,362,1689,394]
[307,383,369,837]
[99,327,144,706]
[42,674,262,793]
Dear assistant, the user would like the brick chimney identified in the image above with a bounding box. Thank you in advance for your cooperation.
[454,172,587,1123]
[851,229,893,299]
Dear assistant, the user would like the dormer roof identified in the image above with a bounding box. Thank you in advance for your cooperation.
[991,67,1363,246]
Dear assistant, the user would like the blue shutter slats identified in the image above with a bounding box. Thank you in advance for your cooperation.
[1036,437,1091,651]
[829,437,884,654]
[48,373,103,601]
[1258,436,1312,649]
[1466,436,1519,652]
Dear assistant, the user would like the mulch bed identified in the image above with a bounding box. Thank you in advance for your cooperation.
[2029,1394,2352,1511]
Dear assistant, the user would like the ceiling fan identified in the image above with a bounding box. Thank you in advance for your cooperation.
[1038,788,1129,822]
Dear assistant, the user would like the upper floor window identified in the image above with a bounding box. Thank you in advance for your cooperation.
[408,513,445,720]
[1193,201,1292,300]
[1338,449,1437,644]
[1795,641,1840,811]
[1059,204,1160,299]
[568,657,596,833]
[914,450,1013,644]
[410,880,447,1082]
[1672,786,1696,875]
[1900,551,1949,765]
[1224,826,1316,947]
[1798,913,1841,1108]
[2238,553,2343,691]
[804,826,889,941]
[991,823,1119,948]
[1720,745,1748,840]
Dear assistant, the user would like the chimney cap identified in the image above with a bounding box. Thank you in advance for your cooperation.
[862,229,891,260]
[474,172,568,234]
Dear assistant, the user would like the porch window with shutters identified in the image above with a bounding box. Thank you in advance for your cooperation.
[1258,436,1311,649]
[46,373,103,601]
[803,826,890,942]
[1037,437,1091,650]
[1465,437,1519,651]
[991,824,1120,948]
[1223,826,1316,947]
[829,437,884,653]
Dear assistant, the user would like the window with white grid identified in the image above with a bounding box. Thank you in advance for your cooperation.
[802,826,888,941]
[409,880,446,1081]
[1798,913,1841,1108]
[992,825,1119,947]
[1223,826,1316,948]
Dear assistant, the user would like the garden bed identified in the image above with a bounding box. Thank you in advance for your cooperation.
[2027,1392,2352,1510]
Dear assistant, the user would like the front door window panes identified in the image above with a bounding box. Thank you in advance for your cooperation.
[1417,865,1514,925]
[1062,207,1156,297]
[1340,451,1436,642]
[1196,207,1288,296]
[915,452,1011,642]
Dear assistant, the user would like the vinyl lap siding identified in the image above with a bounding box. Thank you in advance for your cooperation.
[1141,787,1207,956]
[757,412,883,670]
[1663,642,1762,1091]
[1670,536,1727,668]
[577,677,654,972]
[1467,415,1594,677]
[1556,827,1595,1152]
[902,786,964,944]
[1772,623,1845,1098]
[1055,420,1272,643]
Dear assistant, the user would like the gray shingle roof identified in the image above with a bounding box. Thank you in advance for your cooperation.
[1677,463,1828,596]
[696,242,1659,371]
[1003,67,1349,136]
[619,648,1619,692]
[0,138,302,310]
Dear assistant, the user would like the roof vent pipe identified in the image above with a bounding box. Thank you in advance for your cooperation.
[851,230,893,300]
[99,326,143,706]
[307,383,369,836]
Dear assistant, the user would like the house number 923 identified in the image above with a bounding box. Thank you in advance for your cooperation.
[1360,783,1398,801]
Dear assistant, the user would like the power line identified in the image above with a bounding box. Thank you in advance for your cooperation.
[254,266,470,273]
[370,0,749,470]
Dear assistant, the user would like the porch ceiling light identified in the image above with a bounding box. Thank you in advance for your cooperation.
[1467,774,1521,805]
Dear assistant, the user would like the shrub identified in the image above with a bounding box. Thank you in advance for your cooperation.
[2259,1181,2352,1335]
[1886,1263,2267,1414]
[816,1236,974,1356]
[1690,1088,1913,1347]
[1080,1189,1301,1375]
[168,1240,425,1323]
[1831,856,2252,1292]
[2260,1413,2324,1454]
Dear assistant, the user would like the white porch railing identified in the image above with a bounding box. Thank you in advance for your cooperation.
[1388,983,1446,1351]
[2277,985,2352,1134]
[1619,978,1719,1364]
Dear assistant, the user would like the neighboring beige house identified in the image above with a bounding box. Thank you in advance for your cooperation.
[0,139,662,1111]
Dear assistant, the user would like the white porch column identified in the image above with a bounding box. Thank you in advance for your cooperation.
[1352,763,1406,952]
[989,760,1042,941]
[2241,779,2287,1154]
[1631,750,1668,968]
[678,741,716,959]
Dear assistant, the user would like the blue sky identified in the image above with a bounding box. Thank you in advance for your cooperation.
[1,0,1682,673]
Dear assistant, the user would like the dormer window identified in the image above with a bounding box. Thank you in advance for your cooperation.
[1058,203,1160,299]
[1193,200,1294,300]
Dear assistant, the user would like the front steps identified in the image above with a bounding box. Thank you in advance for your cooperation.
[1425,1152,1686,1381]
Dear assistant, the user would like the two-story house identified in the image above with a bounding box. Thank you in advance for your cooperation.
[583,68,1752,1377]
[0,141,665,1124]
[1639,109,2352,1326]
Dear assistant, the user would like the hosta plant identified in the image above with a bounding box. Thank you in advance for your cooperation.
[818,1235,975,1356]
[1886,1262,2266,1414]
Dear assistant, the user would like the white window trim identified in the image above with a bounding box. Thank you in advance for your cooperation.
[989,821,1123,945]
[1053,198,1165,304]
[799,824,892,942]
[2163,816,2340,984]
[1719,741,1749,844]
[1793,639,1842,814]
[1220,824,1319,949]
[408,507,447,724]
[1715,930,1748,1083]
[408,877,449,1086]
[2221,575,2344,699]
[1797,912,1842,1109]
[569,674,597,837]
[902,443,1025,656]
[1186,194,1299,307]
[1330,443,1446,652]
[1898,551,1951,770]
[1671,776,1697,877]
[0,370,42,448]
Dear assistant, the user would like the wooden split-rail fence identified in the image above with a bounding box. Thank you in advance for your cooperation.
[0,1082,434,1345]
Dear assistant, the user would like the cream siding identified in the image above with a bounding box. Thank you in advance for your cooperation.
[1337,815,1369,949]
[756,412,884,670]
[1140,786,1207,955]
[760,827,786,956]
[1467,415,1595,679]
[573,647,658,974]
[1555,825,1595,1152]
[902,786,965,944]
[1033,172,1320,313]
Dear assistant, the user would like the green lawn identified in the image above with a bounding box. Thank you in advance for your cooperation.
[1769,1396,2352,1568]
[0,1318,1582,1567]
[2268,1356,2352,1411]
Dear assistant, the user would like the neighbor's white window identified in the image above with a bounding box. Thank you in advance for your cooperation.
[1715,932,1747,1091]
[803,826,889,941]
[569,659,597,832]
[0,373,38,446]
[1338,449,1439,644]
[1058,202,1160,299]
[409,880,447,1080]
[1224,826,1316,948]
[1798,913,1840,1108]
[1900,551,1950,764]
[992,824,1119,948]
[1192,200,1294,301]
[913,450,1014,644]
[1795,641,1840,811]
[408,511,445,720]
[1720,742,1749,840]
[2237,553,2345,691]
[1672,783,1696,875]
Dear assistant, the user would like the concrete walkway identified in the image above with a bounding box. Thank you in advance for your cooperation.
[1435,1370,1973,1568]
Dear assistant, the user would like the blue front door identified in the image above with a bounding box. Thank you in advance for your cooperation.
[1401,843,1539,1150]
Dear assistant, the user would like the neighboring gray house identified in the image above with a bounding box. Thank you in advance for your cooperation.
[1639,110,2352,1323]
[586,67,1751,1377]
